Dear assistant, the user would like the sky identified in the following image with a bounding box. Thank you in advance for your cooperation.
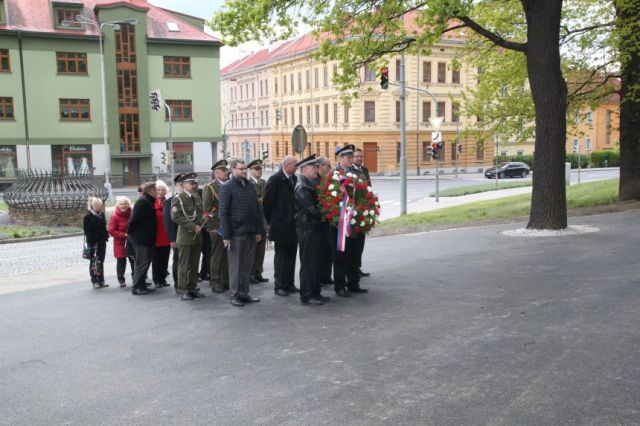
[148,0,267,68]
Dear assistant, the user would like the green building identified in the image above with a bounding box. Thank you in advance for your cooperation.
[0,0,221,187]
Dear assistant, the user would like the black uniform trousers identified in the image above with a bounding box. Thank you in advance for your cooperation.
[351,235,365,271]
[331,229,360,292]
[171,246,179,288]
[273,241,297,291]
[199,230,211,279]
[152,246,171,284]
[297,226,323,301]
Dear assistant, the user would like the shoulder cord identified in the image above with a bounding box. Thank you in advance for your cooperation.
[177,194,197,222]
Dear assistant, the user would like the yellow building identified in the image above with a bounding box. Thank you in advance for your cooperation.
[221,33,494,174]
[566,93,620,156]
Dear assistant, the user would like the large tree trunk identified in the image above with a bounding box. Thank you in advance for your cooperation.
[616,0,640,201]
[523,0,568,229]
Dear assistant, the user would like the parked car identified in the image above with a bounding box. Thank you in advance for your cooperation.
[485,162,530,179]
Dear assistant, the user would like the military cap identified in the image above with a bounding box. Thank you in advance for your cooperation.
[173,173,186,184]
[335,144,355,157]
[211,159,229,171]
[181,172,198,183]
[247,159,263,170]
[296,154,317,168]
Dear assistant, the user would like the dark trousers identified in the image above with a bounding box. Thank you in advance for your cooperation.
[252,231,267,277]
[171,246,179,287]
[89,242,106,284]
[331,229,360,292]
[273,241,297,291]
[116,257,134,283]
[319,226,333,282]
[152,245,171,283]
[200,230,211,279]
[228,234,256,299]
[132,244,154,290]
[297,227,323,301]
[352,235,366,270]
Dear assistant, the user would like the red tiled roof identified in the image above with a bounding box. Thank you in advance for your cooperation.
[0,0,219,43]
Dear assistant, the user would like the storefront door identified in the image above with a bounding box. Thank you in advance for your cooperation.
[363,142,378,173]
[122,159,139,187]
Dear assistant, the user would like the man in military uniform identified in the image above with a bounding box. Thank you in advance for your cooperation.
[163,172,185,293]
[352,148,371,278]
[170,173,206,301]
[202,160,230,294]
[247,159,269,284]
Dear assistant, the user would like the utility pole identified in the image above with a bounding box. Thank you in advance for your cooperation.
[400,52,407,215]
[416,51,420,176]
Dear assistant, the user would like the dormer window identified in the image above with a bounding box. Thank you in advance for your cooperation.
[56,8,81,28]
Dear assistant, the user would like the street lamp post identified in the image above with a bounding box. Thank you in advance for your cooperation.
[63,15,137,194]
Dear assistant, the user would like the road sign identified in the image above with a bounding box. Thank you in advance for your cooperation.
[432,131,441,144]
[291,125,307,154]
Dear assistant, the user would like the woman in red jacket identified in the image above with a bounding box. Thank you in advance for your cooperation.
[152,180,171,288]
[108,196,134,287]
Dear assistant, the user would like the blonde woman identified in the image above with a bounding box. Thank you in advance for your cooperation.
[108,196,134,287]
[83,197,110,289]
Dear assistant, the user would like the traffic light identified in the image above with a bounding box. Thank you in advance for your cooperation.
[380,67,389,90]
[427,145,433,158]
[457,144,463,154]
[262,150,269,160]
[275,108,281,121]
[160,150,167,165]
[432,143,440,160]
[165,150,172,166]
[149,90,161,111]
[171,150,176,159]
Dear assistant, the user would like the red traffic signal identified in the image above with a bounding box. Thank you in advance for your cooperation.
[380,67,389,89]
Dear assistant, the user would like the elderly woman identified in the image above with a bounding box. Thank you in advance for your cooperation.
[108,196,134,287]
[83,196,109,289]
[152,180,171,288]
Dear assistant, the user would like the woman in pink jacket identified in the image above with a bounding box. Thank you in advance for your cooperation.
[108,196,134,287]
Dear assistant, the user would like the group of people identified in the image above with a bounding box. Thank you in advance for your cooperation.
[82,144,372,307]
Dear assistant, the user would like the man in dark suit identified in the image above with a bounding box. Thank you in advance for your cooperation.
[163,173,185,293]
[128,182,158,295]
[316,156,334,286]
[263,155,299,296]
[352,148,371,278]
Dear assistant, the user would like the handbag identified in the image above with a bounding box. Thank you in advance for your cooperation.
[82,237,92,259]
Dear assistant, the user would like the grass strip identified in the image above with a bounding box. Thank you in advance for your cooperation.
[433,180,532,197]
[0,225,82,240]
[375,178,621,236]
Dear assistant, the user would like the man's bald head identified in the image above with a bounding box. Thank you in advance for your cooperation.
[317,156,331,176]
[282,155,297,175]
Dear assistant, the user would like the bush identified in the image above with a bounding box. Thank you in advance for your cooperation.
[565,153,590,169]
[590,150,619,167]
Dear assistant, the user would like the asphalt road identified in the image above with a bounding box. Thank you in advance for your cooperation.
[1,209,638,425]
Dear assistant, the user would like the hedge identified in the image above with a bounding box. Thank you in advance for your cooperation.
[494,150,619,169]
[590,150,619,167]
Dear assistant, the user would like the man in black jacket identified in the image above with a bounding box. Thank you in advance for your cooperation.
[163,173,185,292]
[295,154,330,305]
[219,158,264,307]
[263,155,298,296]
[128,181,158,295]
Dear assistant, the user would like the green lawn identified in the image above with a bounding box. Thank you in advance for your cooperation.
[0,225,82,240]
[376,178,620,235]
[432,180,532,197]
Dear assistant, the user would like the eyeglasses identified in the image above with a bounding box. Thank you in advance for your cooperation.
[234,167,247,171]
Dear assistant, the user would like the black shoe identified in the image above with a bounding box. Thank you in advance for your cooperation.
[349,287,368,293]
[256,275,269,283]
[230,298,245,307]
[286,286,300,294]
[189,291,205,299]
[319,295,331,303]
[197,277,203,282]
[211,286,226,293]
[359,270,370,277]
[153,281,163,289]
[132,287,150,295]
[274,288,290,297]
[144,284,156,292]
[181,293,194,301]
[241,295,260,303]
[249,276,259,284]
[335,288,350,297]
[301,297,326,305]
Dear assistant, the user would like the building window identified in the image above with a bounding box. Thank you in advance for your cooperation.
[364,101,375,122]
[0,49,11,72]
[0,145,17,177]
[51,145,92,175]
[452,102,460,122]
[283,76,287,93]
[115,23,136,64]
[291,107,294,125]
[324,103,329,124]
[298,72,302,91]
[452,68,460,84]
[172,142,194,173]
[333,102,338,124]
[395,100,401,122]
[299,106,303,125]
[259,80,263,97]
[422,101,431,122]
[395,59,401,81]
[451,142,457,159]
[306,105,311,125]
[56,9,81,27]
[290,74,294,94]
[323,65,329,87]
[344,105,350,124]
[396,142,401,163]
[0,97,14,120]
[56,52,87,75]
[333,64,338,83]
[315,104,320,125]
[275,77,278,94]
[423,61,431,83]
[586,111,593,124]
[119,113,140,152]
[476,141,484,160]
[251,82,255,98]
[265,79,269,96]
[165,100,192,121]
[517,150,524,156]
[364,65,376,81]
[572,138,579,153]
[437,62,446,83]
[59,98,90,121]
[306,70,310,90]
[314,68,319,88]
[586,137,592,151]
[436,101,445,120]
[163,56,190,77]
[325,142,330,157]
[117,69,138,108]
[422,142,431,162]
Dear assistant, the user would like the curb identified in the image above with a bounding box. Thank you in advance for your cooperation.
[0,231,83,245]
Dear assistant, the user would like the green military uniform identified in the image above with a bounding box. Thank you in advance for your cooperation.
[170,176,204,294]
[249,168,268,280]
[203,178,229,292]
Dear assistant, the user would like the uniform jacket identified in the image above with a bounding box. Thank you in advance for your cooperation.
[219,176,264,239]
[263,169,298,243]
[353,164,372,186]
[163,194,178,243]
[250,176,268,235]
[108,207,130,258]
[202,180,223,230]
[83,210,109,245]
[170,191,204,246]
[295,175,323,231]
[127,192,157,246]
[155,198,170,247]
